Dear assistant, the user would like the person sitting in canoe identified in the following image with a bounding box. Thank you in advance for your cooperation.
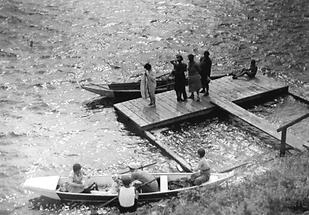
[190,148,211,185]
[232,59,257,79]
[128,162,159,193]
[65,163,98,193]
[118,175,139,213]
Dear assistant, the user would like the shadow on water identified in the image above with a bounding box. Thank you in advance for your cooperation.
[82,97,114,109]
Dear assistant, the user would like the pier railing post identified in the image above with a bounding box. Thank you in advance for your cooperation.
[277,113,309,156]
[279,128,287,157]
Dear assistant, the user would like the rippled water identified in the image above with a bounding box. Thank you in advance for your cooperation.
[0,0,308,214]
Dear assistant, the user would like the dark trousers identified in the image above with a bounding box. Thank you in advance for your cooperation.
[119,201,137,213]
[82,183,98,193]
[175,86,187,101]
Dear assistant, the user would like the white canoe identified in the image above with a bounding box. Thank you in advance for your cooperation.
[23,171,234,204]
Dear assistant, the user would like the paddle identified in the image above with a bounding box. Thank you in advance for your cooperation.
[118,161,157,174]
[218,162,249,173]
[98,177,158,208]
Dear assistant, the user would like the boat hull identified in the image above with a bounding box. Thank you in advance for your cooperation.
[23,171,234,204]
[80,74,228,101]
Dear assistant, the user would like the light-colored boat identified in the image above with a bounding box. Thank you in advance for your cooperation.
[23,171,234,205]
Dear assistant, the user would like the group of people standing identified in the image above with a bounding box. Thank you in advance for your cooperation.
[140,51,258,106]
[140,51,212,106]
[171,51,212,102]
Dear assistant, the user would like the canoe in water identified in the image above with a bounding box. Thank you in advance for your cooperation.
[23,171,234,204]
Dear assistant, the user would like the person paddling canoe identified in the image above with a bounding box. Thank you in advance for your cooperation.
[127,162,159,193]
[190,148,211,185]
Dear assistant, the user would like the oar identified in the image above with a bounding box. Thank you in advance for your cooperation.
[218,162,250,173]
[98,177,158,208]
[118,162,157,174]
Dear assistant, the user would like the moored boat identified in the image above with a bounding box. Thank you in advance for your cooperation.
[80,79,173,101]
[80,74,229,101]
[23,171,234,204]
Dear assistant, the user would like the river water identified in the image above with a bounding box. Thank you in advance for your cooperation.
[0,0,308,214]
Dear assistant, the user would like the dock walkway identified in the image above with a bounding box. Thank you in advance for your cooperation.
[114,74,287,130]
[210,96,307,151]
[114,74,309,171]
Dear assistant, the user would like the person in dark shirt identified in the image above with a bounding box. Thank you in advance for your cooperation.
[127,163,159,193]
[170,54,187,102]
[199,51,212,96]
[232,60,257,79]
[188,54,202,102]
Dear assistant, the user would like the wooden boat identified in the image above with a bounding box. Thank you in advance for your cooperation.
[23,171,234,204]
[80,74,229,101]
[80,78,174,101]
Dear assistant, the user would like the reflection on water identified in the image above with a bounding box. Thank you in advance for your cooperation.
[0,0,308,214]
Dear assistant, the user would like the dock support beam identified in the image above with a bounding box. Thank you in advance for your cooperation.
[279,128,287,157]
[277,113,309,157]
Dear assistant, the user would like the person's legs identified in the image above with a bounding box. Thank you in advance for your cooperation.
[181,86,187,101]
[196,91,200,102]
[190,172,199,182]
[193,174,210,186]
[204,83,209,96]
[176,91,181,101]
[149,91,156,106]
[233,69,246,79]
[200,76,206,93]
[82,182,98,193]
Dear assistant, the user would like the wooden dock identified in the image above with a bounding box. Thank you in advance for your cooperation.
[114,74,309,170]
[114,74,288,130]
[210,96,308,151]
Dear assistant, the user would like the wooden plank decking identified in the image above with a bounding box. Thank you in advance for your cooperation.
[210,96,308,151]
[114,74,288,130]
[114,74,309,169]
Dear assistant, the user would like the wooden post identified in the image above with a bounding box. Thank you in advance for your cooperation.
[279,128,287,157]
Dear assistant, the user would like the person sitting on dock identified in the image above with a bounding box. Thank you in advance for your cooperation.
[232,60,257,79]
[66,163,98,193]
[118,175,139,213]
[128,162,159,193]
[190,148,210,185]
[170,54,188,102]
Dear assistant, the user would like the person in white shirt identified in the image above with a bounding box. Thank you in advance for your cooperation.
[140,63,157,107]
[118,175,139,213]
[66,163,98,193]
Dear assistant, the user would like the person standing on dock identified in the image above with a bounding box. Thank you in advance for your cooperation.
[190,148,210,185]
[199,51,212,96]
[140,63,157,107]
[188,54,202,101]
[232,59,257,79]
[170,54,188,102]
